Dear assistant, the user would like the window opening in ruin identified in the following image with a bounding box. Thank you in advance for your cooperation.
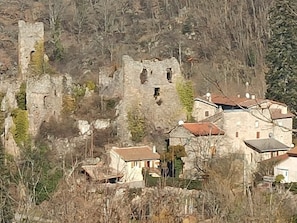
[205,111,209,117]
[166,68,172,83]
[140,68,148,84]
[43,96,47,108]
[154,87,160,99]
[235,132,239,138]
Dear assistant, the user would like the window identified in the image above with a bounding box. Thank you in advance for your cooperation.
[236,132,239,138]
[154,87,160,99]
[256,132,260,138]
[140,68,148,84]
[205,111,209,117]
[166,68,172,83]
[255,120,259,128]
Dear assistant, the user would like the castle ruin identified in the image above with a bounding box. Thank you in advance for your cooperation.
[18,20,44,80]
[116,55,187,145]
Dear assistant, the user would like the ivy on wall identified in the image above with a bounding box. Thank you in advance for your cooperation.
[11,109,29,147]
[30,41,45,75]
[176,79,194,120]
[16,82,27,110]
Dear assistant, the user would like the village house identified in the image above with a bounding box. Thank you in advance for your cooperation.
[109,146,160,184]
[272,147,297,183]
[189,93,294,184]
[169,122,225,179]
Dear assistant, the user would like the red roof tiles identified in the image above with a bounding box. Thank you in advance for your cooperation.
[182,122,224,136]
[112,146,160,162]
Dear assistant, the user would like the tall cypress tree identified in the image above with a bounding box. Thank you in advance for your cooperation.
[265,0,297,112]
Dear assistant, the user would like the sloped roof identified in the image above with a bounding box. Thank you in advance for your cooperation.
[112,146,160,162]
[262,147,297,164]
[81,163,123,181]
[211,94,268,108]
[270,108,295,120]
[287,146,297,157]
[244,138,290,153]
[182,122,225,136]
[194,97,218,108]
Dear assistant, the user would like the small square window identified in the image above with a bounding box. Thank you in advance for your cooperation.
[205,111,209,117]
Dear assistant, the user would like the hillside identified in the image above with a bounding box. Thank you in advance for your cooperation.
[0,0,272,97]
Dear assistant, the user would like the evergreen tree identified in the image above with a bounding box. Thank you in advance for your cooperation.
[265,0,297,112]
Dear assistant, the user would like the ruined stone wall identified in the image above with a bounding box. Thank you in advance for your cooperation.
[27,74,65,136]
[117,55,186,144]
[18,20,44,80]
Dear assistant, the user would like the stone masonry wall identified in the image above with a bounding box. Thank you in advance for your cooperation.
[27,74,64,136]
[18,20,44,80]
[117,55,186,144]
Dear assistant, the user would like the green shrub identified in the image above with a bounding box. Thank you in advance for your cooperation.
[21,143,63,204]
[127,107,146,142]
[11,108,29,147]
[86,80,96,91]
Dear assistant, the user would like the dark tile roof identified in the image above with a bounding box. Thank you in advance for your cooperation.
[244,138,290,153]
[182,122,225,136]
[112,146,160,162]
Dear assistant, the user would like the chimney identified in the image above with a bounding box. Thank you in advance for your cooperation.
[206,92,211,102]
[152,145,156,153]
[281,106,288,114]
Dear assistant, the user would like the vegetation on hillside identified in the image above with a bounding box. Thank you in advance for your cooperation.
[265,0,297,113]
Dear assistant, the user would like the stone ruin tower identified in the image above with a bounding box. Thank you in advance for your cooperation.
[17,20,65,136]
[18,20,44,81]
[117,55,187,145]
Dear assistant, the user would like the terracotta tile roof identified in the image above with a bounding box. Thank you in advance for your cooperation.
[262,147,297,164]
[270,108,295,120]
[182,122,225,136]
[211,94,267,108]
[261,153,289,164]
[287,146,297,157]
[112,146,160,162]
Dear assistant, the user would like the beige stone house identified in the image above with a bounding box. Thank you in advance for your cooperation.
[169,122,225,178]
[109,146,160,183]
[192,96,218,121]
[192,94,294,183]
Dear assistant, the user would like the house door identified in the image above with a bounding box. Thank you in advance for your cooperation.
[277,168,289,182]
[146,161,150,168]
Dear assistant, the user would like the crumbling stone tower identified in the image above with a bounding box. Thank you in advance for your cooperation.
[18,20,44,80]
[117,55,187,145]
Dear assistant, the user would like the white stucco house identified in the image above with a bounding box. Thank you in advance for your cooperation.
[273,147,297,183]
[109,146,160,183]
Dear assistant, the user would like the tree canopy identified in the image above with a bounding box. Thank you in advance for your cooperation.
[265,0,297,112]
